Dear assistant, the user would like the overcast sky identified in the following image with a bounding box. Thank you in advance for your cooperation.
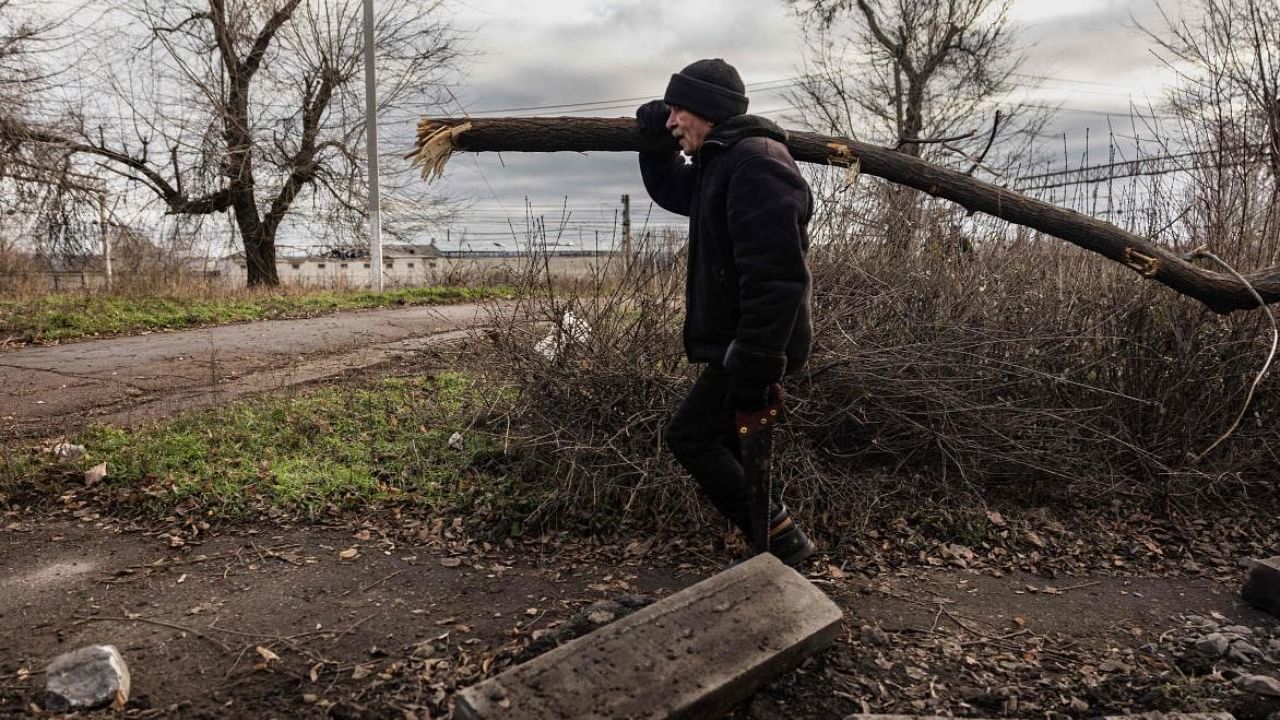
[397,0,1190,250]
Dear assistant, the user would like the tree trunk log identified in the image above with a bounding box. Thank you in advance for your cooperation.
[409,116,1280,314]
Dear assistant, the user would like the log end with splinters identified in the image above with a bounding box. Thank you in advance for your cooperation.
[408,120,471,182]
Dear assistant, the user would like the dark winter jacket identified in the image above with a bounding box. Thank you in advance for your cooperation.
[639,114,813,383]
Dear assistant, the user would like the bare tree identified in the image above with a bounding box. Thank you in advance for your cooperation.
[1143,0,1280,264]
[0,1,111,272]
[63,0,461,286]
[784,0,1044,251]
[785,0,1034,161]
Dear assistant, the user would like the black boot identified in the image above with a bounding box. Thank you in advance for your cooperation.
[764,508,817,566]
[730,507,816,568]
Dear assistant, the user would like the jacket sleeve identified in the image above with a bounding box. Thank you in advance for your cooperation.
[722,150,811,383]
[638,150,695,216]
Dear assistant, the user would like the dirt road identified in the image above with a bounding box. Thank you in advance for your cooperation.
[1,516,1273,718]
[0,303,502,438]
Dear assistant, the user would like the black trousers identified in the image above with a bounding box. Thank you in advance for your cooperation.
[663,364,784,534]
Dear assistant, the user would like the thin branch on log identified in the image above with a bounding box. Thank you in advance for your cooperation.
[966,109,1002,177]
[407,116,1280,314]
[894,127,977,150]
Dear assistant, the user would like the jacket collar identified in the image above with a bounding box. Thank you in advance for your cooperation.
[696,114,788,161]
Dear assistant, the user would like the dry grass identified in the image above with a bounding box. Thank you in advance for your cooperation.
[469,190,1280,534]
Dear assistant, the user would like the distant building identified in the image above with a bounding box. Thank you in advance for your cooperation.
[216,242,447,287]
[215,241,634,287]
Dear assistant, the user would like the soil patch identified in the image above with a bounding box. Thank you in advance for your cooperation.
[2,517,1276,719]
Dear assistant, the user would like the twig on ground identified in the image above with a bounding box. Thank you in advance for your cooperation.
[326,614,377,645]
[1056,580,1101,592]
[960,629,1029,646]
[343,569,404,596]
[73,614,232,653]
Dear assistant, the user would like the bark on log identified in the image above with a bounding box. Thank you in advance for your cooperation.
[409,117,1280,314]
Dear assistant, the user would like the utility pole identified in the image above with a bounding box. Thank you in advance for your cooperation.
[99,193,112,291]
[620,193,632,264]
[362,0,383,291]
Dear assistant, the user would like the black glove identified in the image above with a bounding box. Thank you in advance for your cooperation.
[728,375,772,413]
[635,99,670,134]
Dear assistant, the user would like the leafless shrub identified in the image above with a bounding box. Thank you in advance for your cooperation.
[469,239,700,527]
[473,195,1278,533]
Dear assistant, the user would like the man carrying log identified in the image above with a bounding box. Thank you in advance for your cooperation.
[635,59,817,567]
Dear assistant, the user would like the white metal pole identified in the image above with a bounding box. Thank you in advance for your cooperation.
[362,0,383,291]
[99,193,112,291]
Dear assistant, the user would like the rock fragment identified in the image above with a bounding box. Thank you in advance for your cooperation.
[44,645,130,712]
[1233,673,1280,697]
[1241,556,1280,617]
[1195,633,1230,657]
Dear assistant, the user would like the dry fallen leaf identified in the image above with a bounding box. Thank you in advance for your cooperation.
[339,547,359,560]
[84,462,107,486]
[255,646,280,663]
[440,557,463,568]
[624,537,655,558]
[827,564,847,579]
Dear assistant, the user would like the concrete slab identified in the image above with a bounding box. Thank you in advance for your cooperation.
[454,553,842,719]
[1242,557,1280,617]
[844,714,1235,720]
[1101,714,1235,720]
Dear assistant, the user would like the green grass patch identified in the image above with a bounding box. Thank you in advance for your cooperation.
[0,285,515,345]
[1,373,537,524]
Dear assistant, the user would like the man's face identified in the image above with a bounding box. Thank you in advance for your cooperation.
[666,105,714,153]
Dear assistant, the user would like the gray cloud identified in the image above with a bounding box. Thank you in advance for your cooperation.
[404,0,1186,248]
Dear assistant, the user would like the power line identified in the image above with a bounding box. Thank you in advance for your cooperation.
[1014,144,1272,190]
[463,75,805,116]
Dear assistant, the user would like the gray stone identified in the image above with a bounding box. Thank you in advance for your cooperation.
[52,442,86,460]
[1242,557,1280,618]
[1221,625,1254,636]
[44,645,130,712]
[862,626,891,647]
[1228,647,1254,664]
[1196,633,1231,657]
[586,608,617,625]
[1233,673,1280,697]
[1231,640,1263,657]
[454,554,842,720]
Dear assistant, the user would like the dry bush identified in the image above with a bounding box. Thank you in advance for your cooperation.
[471,247,704,528]
[474,195,1279,534]
[799,207,1278,513]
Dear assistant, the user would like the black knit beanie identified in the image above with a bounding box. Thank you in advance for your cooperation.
[663,58,748,123]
